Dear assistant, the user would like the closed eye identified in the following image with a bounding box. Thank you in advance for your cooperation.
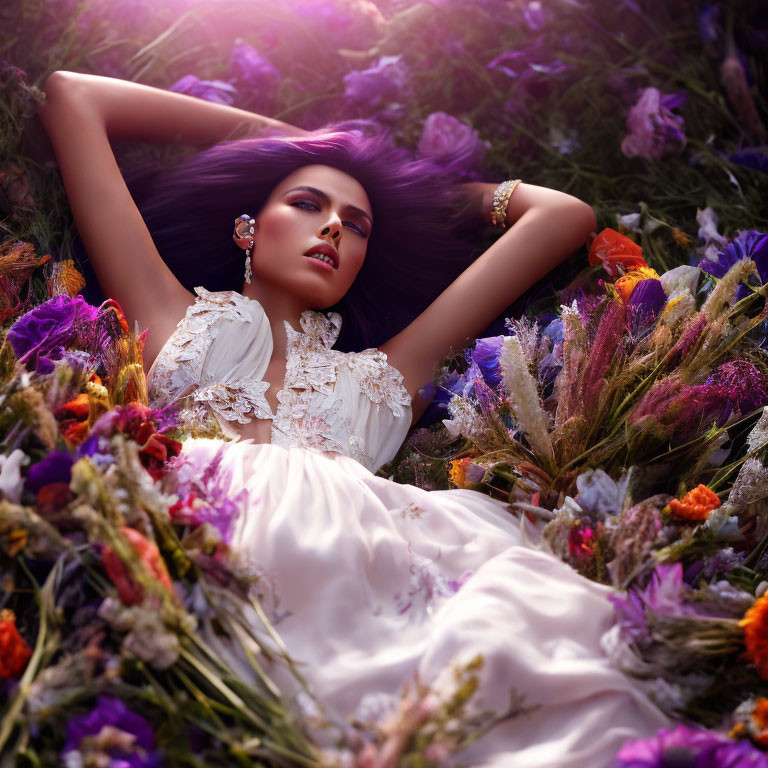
[290,200,368,237]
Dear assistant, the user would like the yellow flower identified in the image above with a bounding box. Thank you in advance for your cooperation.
[614,266,661,303]
[54,259,86,297]
[449,458,471,488]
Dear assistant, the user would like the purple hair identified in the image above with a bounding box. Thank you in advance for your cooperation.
[121,120,482,351]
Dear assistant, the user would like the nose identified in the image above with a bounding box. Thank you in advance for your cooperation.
[318,213,342,243]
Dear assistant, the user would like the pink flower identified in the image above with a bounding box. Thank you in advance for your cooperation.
[621,87,687,160]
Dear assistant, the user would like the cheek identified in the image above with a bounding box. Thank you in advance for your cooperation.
[259,209,296,243]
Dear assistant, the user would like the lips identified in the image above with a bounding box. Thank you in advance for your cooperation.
[303,243,339,269]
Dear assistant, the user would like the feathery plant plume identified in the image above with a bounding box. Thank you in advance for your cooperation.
[552,300,587,432]
[499,335,555,473]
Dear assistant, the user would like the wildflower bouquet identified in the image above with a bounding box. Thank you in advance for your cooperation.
[0,284,326,766]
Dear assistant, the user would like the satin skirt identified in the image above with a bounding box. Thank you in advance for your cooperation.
[174,438,670,767]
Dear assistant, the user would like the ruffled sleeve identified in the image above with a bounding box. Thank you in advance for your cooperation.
[147,287,273,438]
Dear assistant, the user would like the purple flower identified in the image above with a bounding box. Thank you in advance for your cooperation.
[612,724,768,768]
[609,563,691,643]
[167,443,250,544]
[627,278,666,335]
[62,696,163,768]
[730,148,768,176]
[417,112,487,177]
[469,336,504,389]
[487,42,570,101]
[342,55,408,111]
[705,359,768,418]
[25,451,74,495]
[621,87,687,160]
[228,42,280,109]
[7,295,100,374]
[168,75,236,106]
[697,230,768,300]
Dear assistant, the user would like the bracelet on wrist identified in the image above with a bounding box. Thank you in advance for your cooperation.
[491,179,522,230]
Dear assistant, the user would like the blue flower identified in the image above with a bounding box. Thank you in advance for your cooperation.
[730,148,768,176]
[62,696,163,768]
[697,229,768,300]
[469,336,505,389]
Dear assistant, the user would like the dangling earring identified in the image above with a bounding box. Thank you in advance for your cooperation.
[233,214,255,285]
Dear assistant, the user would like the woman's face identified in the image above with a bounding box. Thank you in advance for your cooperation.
[248,164,373,309]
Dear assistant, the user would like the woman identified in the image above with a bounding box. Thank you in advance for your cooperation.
[38,71,670,766]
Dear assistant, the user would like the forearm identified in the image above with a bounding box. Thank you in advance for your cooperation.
[39,70,308,147]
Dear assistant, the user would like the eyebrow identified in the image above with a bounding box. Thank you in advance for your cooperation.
[283,185,373,226]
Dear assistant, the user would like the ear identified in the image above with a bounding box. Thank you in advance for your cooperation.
[232,215,257,251]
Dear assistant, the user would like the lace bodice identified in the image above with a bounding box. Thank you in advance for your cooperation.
[147,287,413,472]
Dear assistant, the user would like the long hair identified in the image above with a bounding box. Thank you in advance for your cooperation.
[118,120,483,351]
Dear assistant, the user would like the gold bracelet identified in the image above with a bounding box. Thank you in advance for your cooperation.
[491,179,522,230]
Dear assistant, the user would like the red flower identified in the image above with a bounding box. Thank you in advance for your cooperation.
[101,526,174,606]
[0,609,33,679]
[588,228,648,279]
[568,522,595,562]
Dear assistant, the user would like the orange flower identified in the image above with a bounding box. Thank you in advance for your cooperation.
[752,697,768,746]
[672,229,693,248]
[740,593,768,680]
[614,266,661,303]
[665,484,721,521]
[0,609,33,679]
[449,458,471,489]
[102,526,174,606]
[588,228,648,278]
[48,259,85,297]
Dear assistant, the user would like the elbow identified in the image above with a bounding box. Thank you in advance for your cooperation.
[560,198,597,245]
[39,71,85,122]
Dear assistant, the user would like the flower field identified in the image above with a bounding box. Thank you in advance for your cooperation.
[2,0,768,765]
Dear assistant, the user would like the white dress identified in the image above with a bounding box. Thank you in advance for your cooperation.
[148,287,670,767]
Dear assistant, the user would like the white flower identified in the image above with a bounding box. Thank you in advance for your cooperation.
[0,449,30,503]
[442,395,482,441]
[727,457,768,507]
[659,265,700,298]
[747,407,768,452]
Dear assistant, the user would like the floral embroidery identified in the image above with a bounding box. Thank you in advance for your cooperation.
[193,380,272,423]
[272,389,348,454]
[149,287,263,408]
[346,349,411,418]
[394,546,472,618]
[282,312,341,395]
[401,503,424,520]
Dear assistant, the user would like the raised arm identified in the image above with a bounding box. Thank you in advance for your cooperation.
[379,181,596,423]
[37,71,308,368]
